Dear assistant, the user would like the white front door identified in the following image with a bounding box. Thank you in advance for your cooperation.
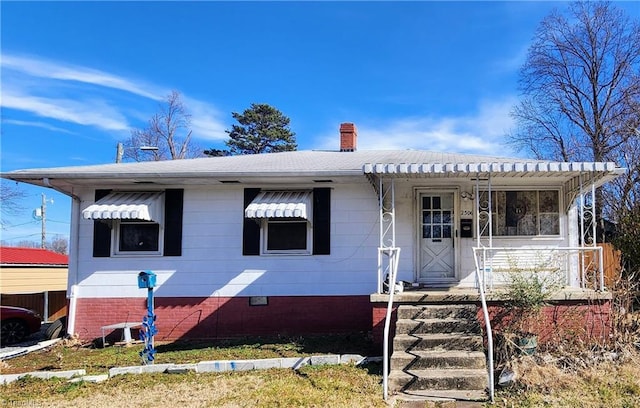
[419,192,456,283]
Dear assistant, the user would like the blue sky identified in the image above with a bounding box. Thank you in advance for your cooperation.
[1,1,639,245]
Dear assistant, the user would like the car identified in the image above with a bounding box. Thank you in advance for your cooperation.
[1,306,42,345]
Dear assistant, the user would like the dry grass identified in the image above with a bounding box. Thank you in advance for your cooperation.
[0,332,376,375]
[492,348,640,407]
[1,333,385,407]
[1,366,386,408]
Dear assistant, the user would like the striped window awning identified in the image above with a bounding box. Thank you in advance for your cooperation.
[245,191,312,219]
[82,192,164,221]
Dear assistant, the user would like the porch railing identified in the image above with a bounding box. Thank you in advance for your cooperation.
[472,246,605,292]
[472,253,495,403]
[379,247,401,401]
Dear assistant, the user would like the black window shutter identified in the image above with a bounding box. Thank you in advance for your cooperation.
[92,189,112,257]
[313,188,331,255]
[163,189,184,256]
[243,188,261,255]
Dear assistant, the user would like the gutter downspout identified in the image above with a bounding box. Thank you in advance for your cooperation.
[43,178,81,337]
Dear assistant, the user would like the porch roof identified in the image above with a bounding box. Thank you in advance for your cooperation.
[363,160,625,204]
[363,161,622,180]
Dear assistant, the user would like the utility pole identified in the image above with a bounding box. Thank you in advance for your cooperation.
[37,193,53,249]
[116,142,124,163]
[41,193,47,248]
[116,142,159,163]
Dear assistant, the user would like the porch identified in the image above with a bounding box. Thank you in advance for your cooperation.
[363,158,623,402]
[370,285,613,304]
[371,286,613,402]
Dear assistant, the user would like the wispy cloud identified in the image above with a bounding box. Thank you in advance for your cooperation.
[314,98,519,157]
[2,54,164,100]
[0,53,228,141]
[185,97,228,141]
[1,119,76,134]
[2,88,130,132]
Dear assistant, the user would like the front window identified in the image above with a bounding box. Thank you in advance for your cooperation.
[116,221,161,253]
[264,218,310,253]
[480,190,560,236]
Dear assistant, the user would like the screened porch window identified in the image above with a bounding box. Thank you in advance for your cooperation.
[480,190,560,236]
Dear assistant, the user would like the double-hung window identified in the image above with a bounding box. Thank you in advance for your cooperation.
[265,217,310,253]
[116,220,161,253]
[85,190,184,257]
[243,188,331,256]
[245,190,313,255]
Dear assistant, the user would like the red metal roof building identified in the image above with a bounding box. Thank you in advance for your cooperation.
[0,247,68,266]
[1,247,69,321]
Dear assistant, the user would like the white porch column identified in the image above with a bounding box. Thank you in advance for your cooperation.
[568,201,580,287]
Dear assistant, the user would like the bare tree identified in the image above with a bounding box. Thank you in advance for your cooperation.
[510,2,640,164]
[122,90,204,161]
[13,240,40,248]
[49,235,69,255]
[509,2,640,242]
[0,180,26,228]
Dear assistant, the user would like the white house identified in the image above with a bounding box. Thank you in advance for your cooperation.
[2,123,624,344]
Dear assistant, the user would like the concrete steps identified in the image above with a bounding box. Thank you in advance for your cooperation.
[391,350,486,370]
[389,304,488,401]
[393,333,483,351]
[389,368,488,391]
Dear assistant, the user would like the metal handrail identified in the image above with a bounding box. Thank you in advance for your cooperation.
[473,252,495,403]
[381,247,400,401]
[473,246,605,291]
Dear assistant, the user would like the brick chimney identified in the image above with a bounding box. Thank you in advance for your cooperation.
[340,123,357,152]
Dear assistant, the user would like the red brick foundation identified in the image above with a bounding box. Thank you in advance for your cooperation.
[72,295,372,342]
[481,300,612,346]
[371,299,612,351]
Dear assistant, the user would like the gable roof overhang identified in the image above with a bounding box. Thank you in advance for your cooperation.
[1,151,625,201]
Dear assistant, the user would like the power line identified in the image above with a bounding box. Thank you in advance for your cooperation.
[1,221,39,228]
[45,219,70,225]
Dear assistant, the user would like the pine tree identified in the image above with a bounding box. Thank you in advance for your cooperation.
[224,103,297,155]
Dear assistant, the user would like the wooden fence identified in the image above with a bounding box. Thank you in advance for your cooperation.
[1,291,67,322]
[583,243,622,289]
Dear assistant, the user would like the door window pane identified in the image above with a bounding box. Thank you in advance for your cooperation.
[441,194,453,209]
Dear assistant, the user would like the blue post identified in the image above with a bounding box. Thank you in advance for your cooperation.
[138,271,157,365]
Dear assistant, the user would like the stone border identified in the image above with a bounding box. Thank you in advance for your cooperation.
[0,339,62,361]
[0,354,382,385]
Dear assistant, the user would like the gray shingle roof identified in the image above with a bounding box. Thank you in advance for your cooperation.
[1,149,624,194]
[3,149,552,177]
